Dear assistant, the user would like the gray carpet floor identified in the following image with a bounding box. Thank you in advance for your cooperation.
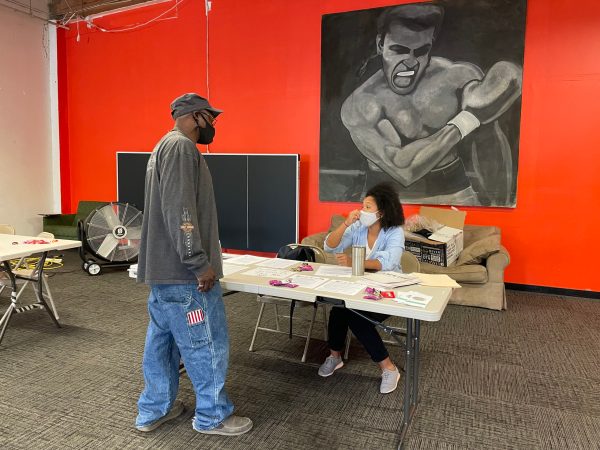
[1,250,599,449]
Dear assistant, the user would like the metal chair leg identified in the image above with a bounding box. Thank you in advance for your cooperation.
[343,331,351,360]
[322,304,328,341]
[42,276,59,320]
[301,304,318,363]
[274,303,280,331]
[249,302,266,352]
[15,280,30,302]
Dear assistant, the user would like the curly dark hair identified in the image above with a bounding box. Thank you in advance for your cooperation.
[365,182,405,230]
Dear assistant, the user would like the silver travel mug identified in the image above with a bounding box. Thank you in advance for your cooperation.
[351,245,366,276]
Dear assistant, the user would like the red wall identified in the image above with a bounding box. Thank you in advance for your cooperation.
[58,0,600,293]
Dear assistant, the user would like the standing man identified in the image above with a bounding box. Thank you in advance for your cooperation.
[135,93,252,436]
[341,3,522,206]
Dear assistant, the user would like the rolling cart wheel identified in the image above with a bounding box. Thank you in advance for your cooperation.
[87,263,101,276]
[82,261,89,271]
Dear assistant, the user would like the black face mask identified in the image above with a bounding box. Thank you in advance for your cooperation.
[193,116,215,144]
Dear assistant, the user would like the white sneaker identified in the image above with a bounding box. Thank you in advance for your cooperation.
[380,367,400,394]
[318,355,344,377]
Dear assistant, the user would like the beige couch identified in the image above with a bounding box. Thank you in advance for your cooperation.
[301,215,510,310]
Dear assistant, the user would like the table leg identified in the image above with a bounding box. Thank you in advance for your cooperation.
[397,318,414,449]
[0,261,18,345]
[412,320,420,408]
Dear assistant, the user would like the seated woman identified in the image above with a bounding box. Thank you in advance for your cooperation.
[319,182,405,394]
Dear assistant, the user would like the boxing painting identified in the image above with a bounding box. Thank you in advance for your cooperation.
[319,0,527,207]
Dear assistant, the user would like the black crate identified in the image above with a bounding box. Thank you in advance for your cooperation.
[405,239,450,267]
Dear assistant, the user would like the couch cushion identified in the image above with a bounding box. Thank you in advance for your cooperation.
[462,224,500,248]
[329,214,345,232]
[44,224,79,240]
[456,234,501,265]
[76,201,109,221]
[420,262,488,284]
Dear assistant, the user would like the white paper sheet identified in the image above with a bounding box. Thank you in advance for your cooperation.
[288,274,328,289]
[412,273,461,288]
[225,255,269,265]
[393,291,433,308]
[362,271,420,288]
[315,266,352,278]
[315,280,366,295]
[428,226,461,243]
[222,264,246,276]
[255,258,300,269]
[241,267,294,278]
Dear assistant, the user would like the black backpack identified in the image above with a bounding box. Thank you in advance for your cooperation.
[276,245,316,262]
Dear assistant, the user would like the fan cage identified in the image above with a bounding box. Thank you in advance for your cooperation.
[84,202,142,262]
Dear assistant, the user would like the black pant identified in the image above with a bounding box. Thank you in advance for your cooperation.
[328,307,390,363]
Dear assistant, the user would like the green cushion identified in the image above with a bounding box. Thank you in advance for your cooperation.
[43,201,109,241]
[76,201,109,221]
[43,225,79,240]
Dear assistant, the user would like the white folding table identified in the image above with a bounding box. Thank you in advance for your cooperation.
[0,233,81,345]
[220,261,452,450]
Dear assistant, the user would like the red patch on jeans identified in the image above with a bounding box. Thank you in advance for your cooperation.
[187,308,205,325]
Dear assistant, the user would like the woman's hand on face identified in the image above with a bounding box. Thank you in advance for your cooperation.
[335,253,351,267]
[344,209,361,227]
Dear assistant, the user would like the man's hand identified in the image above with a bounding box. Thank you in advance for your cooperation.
[335,253,351,267]
[197,266,216,292]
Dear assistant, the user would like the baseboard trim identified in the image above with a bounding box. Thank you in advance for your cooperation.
[506,283,600,300]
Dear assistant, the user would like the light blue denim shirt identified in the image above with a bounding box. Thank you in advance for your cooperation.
[324,222,405,272]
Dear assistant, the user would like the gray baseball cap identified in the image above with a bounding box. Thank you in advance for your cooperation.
[170,93,223,119]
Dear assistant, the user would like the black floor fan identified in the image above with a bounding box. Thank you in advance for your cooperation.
[77,202,142,276]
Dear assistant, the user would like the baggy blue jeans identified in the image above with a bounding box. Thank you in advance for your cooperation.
[136,282,234,430]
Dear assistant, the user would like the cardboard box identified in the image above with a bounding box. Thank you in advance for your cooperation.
[404,206,466,267]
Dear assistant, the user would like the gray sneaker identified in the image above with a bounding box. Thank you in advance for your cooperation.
[136,400,185,432]
[318,355,344,377]
[380,367,401,394]
[194,415,253,436]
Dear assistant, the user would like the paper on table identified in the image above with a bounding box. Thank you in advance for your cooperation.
[362,271,420,288]
[412,273,461,288]
[255,258,300,269]
[393,291,433,308]
[222,264,246,276]
[288,274,328,289]
[315,280,366,295]
[225,255,269,265]
[242,267,294,278]
[315,265,352,278]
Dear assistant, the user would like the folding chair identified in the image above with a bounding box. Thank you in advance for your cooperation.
[0,225,16,297]
[249,243,329,362]
[0,224,15,235]
[343,251,421,360]
[11,232,60,319]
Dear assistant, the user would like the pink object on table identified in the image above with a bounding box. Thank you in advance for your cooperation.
[269,279,299,288]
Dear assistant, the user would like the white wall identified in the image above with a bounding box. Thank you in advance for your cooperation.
[0,5,59,236]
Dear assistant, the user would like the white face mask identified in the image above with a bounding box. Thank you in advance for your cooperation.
[359,210,379,227]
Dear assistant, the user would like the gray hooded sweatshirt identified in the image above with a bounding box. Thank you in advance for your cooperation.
[137,129,223,284]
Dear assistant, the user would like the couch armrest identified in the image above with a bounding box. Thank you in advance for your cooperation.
[486,245,510,283]
[301,231,328,250]
[43,214,76,226]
